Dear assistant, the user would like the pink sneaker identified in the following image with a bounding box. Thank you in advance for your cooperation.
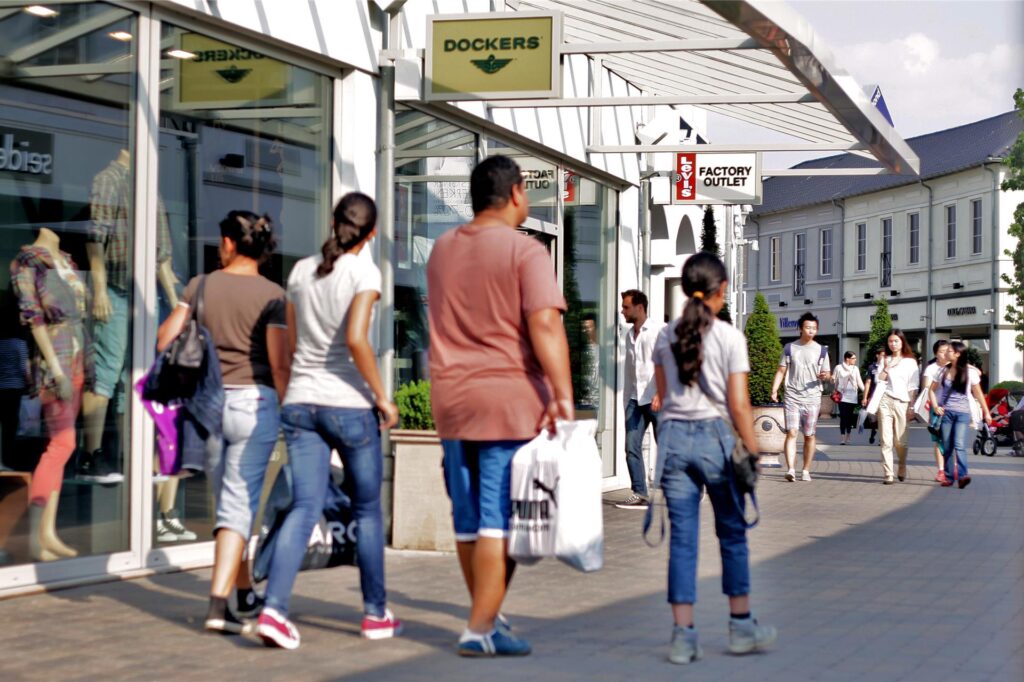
[361,608,402,640]
[257,608,300,650]
[935,471,948,485]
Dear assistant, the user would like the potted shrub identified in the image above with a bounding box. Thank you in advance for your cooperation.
[390,380,455,551]
[744,293,786,462]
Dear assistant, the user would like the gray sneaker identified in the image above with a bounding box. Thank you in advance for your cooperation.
[614,493,649,509]
[669,625,702,664]
[728,616,777,654]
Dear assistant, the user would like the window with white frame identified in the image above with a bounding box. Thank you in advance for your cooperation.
[880,217,893,287]
[971,199,983,254]
[794,232,806,295]
[770,236,781,282]
[856,223,866,271]
[946,204,957,258]
[908,212,920,264]
[820,227,833,276]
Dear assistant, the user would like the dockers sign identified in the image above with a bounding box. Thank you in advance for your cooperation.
[672,152,762,205]
[425,13,561,101]
[174,34,290,108]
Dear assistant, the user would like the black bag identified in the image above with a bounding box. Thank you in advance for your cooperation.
[150,276,208,402]
[927,369,952,437]
[252,464,357,584]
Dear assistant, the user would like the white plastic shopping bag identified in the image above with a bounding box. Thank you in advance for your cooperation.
[553,419,603,572]
[508,419,603,573]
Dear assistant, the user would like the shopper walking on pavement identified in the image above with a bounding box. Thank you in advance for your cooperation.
[874,329,919,484]
[861,349,886,444]
[652,252,777,665]
[833,351,864,445]
[916,340,952,483]
[616,289,664,509]
[427,155,573,658]
[255,193,401,650]
[770,312,830,482]
[157,211,289,634]
[928,341,992,489]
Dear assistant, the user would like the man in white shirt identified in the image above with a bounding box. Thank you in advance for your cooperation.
[616,289,664,509]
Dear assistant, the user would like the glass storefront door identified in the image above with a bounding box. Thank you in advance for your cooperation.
[151,22,332,546]
[0,2,137,567]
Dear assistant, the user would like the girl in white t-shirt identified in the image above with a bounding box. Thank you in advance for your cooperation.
[874,330,919,484]
[256,193,401,650]
[832,351,864,445]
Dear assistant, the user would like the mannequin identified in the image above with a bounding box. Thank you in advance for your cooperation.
[81,148,179,482]
[11,227,88,561]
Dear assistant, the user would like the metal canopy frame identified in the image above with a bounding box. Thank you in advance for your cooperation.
[496,0,920,177]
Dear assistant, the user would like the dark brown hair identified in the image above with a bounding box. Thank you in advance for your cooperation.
[317,192,377,278]
[885,328,916,359]
[620,289,648,312]
[946,340,970,394]
[671,252,727,386]
[219,210,275,263]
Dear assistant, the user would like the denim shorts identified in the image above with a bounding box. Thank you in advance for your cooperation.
[91,287,130,399]
[441,439,528,542]
[206,385,280,539]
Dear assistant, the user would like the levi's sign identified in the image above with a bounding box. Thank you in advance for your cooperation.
[672,152,762,205]
[425,13,561,101]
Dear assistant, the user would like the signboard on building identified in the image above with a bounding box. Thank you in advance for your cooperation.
[933,295,992,328]
[424,13,561,101]
[671,152,762,205]
[846,301,925,333]
[174,33,291,108]
[0,127,53,183]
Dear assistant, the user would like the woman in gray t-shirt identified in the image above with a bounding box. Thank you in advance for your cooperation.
[651,252,776,664]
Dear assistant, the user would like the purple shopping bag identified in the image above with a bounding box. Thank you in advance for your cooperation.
[134,375,182,476]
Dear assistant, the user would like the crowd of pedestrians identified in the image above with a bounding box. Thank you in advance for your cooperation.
[152,153,994,666]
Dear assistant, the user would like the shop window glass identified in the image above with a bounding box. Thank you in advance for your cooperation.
[0,2,136,566]
[152,23,331,545]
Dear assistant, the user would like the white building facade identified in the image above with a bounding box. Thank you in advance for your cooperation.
[743,113,1023,382]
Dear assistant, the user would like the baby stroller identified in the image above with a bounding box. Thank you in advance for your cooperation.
[973,389,1023,456]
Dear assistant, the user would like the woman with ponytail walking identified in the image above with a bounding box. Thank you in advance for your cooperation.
[651,252,776,665]
[928,341,992,489]
[256,193,401,650]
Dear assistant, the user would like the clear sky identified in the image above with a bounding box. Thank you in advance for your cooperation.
[709,0,1024,167]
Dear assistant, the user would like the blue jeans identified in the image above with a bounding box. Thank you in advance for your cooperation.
[442,439,528,541]
[264,404,386,618]
[625,399,658,496]
[657,418,750,604]
[206,385,280,539]
[940,410,970,480]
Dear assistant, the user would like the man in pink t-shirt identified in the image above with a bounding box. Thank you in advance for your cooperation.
[427,155,573,657]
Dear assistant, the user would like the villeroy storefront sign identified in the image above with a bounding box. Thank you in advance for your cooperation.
[0,127,53,183]
[425,13,561,101]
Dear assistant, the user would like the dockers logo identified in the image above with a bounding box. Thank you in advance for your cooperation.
[0,128,53,183]
[191,47,267,84]
[444,35,542,75]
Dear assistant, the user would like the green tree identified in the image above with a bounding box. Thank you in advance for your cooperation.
[861,298,893,374]
[699,205,732,322]
[1000,88,1024,351]
[745,292,783,404]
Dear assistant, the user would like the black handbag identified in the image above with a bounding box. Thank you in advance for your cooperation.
[160,275,208,398]
[927,369,952,437]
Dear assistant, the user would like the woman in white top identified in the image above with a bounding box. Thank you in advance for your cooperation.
[832,351,864,445]
[874,329,920,484]
[256,193,401,650]
[652,252,776,665]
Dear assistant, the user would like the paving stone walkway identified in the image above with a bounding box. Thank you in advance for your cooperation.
[1,424,1022,681]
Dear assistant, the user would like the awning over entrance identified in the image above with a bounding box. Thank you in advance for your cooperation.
[502,0,920,177]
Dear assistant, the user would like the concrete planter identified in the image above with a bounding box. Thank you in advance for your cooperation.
[751,405,786,467]
[390,429,454,552]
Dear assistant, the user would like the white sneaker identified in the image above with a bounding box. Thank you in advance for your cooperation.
[784,469,796,482]
[801,470,812,482]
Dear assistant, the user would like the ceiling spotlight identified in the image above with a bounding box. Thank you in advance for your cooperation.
[803,299,813,305]
[24,5,58,18]
[889,290,900,297]
[108,31,133,42]
[863,293,873,300]
[952,282,964,290]
[166,49,197,60]
[778,301,788,307]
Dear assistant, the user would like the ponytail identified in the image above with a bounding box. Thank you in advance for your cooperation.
[670,252,728,386]
[317,192,377,278]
